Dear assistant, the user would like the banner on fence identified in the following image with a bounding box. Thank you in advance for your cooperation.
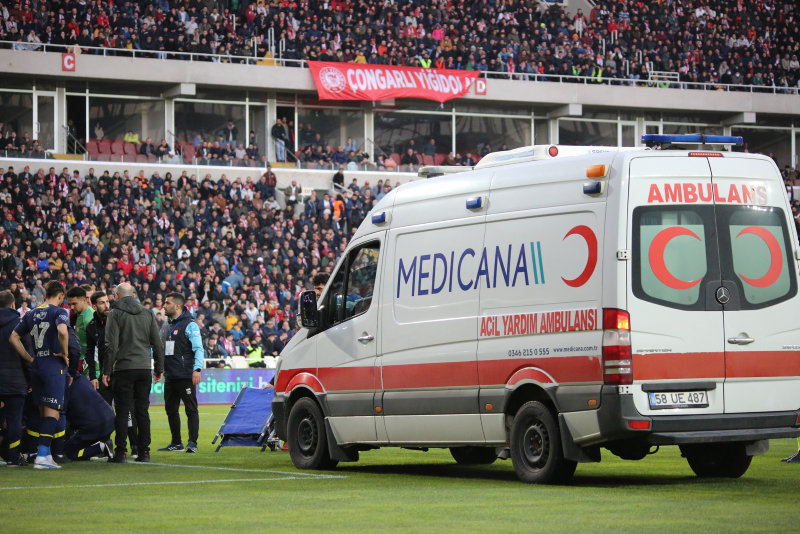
[149,369,275,404]
[308,61,479,103]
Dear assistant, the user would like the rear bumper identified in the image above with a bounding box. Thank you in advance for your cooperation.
[595,387,800,445]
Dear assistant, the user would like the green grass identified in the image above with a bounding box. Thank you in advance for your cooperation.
[4,405,799,532]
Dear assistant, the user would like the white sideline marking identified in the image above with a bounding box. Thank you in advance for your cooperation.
[0,476,328,491]
[139,461,344,478]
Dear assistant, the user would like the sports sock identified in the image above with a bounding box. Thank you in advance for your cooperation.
[37,417,58,458]
[51,414,67,456]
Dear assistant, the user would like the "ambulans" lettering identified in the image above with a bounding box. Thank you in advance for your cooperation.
[479,308,598,338]
[647,183,767,205]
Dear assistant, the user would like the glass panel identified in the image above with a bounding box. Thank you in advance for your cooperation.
[297,108,364,154]
[36,96,55,151]
[731,127,792,169]
[633,207,711,310]
[175,101,245,150]
[662,124,720,137]
[0,93,34,153]
[374,112,452,160]
[722,207,795,308]
[248,105,267,163]
[89,97,165,144]
[455,115,531,155]
[622,124,636,147]
[558,120,617,146]
[534,119,549,145]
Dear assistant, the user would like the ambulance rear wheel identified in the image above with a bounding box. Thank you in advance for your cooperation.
[510,401,576,484]
[287,397,338,470]
[450,446,497,465]
[681,443,752,478]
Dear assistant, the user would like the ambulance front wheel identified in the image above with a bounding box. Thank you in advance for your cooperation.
[680,443,752,478]
[287,397,339,470]
[510,401,577,484]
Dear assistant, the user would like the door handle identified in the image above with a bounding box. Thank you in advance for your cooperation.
[727,334,755,345]
[358,333,375,344]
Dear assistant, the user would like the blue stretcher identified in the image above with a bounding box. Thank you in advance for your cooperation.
[212,386,279,452]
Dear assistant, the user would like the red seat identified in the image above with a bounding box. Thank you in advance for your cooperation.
[305,161,318,169]
[390,153,401,165]
[98,139,112,154]
[111,140,125,154]
[421,155,435,166]
[136,154,148,163]
[147,154,156,163]
[123,142,137,156]
[434,153,446,166]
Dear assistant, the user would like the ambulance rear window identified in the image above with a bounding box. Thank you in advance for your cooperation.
[718,206,796,309]
[632,207,713,311]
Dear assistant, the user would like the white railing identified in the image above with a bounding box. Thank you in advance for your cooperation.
[1,41,797,95]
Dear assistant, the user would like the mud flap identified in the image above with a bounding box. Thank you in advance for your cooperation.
[325,419,359,462]
[745,440,769,456]
[558,414,600,463]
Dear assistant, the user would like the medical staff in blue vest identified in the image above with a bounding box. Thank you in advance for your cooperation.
[158,292,204,453]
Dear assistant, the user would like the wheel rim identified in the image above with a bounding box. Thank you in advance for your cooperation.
[521,420,549,468]
[297,413,317,456]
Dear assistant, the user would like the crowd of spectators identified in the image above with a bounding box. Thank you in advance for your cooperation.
[0,160,402,367]
[0,1,798,91]
[0,122,50,159]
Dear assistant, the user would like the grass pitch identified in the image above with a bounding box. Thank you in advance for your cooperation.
[2,405,799,532]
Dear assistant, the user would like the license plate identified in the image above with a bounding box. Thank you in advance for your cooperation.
[648,390,708,409]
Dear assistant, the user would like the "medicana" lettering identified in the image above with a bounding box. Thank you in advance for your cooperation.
[396,242,546,298]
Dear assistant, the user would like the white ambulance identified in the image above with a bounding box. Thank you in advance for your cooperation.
[272,135,800,484]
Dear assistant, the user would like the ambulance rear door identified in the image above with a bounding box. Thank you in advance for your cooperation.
[708,155,800,413]
[627,155,726,416]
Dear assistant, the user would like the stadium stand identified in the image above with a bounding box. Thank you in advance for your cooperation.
[0,162,397,367]
[0,1,797,91]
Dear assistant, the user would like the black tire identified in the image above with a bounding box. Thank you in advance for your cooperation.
[680,443,752,478]
[286,397,338,470]
[450,446,498,465]
[509,401,577,484]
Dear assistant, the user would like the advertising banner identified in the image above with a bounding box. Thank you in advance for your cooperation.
[308,61,479,103]
[149,369,275,405]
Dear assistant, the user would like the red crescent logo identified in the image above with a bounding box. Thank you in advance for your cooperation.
[562,225,597,287]
[735,226,783,287]
[649,227,703,290]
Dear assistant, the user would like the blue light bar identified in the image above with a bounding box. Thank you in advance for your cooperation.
[642,134,743,146]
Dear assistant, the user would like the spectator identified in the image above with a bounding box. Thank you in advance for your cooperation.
[271,118,287,162]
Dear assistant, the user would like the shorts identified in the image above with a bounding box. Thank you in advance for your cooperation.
[30,367,68,411]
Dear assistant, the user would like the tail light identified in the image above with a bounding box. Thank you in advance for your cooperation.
[602,308,632,385]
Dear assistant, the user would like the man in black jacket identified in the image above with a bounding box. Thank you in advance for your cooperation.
[158,292,204,453]
[103,283,165,463]
[0,290,29,466]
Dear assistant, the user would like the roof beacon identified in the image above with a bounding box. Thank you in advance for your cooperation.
[641,134,743,149]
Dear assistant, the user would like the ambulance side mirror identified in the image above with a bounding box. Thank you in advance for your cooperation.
[298,290,320,329]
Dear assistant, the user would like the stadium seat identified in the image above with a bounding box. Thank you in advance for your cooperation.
[390,153,401,166]
[135,154,148,163]
[422,155,435,166]
[123,142,138,156]
[147,154,156,163]
[111,140,125,154]
[230,356,249,369]
[434,153,446,166]
[85,140,100,160]
[98,139,112,154]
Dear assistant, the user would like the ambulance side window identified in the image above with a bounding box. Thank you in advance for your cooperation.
[632,207,713,311]
[324,242,380,327]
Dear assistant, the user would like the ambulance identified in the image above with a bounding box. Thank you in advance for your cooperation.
[272,135,800,484]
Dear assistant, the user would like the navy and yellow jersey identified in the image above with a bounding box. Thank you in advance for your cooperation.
[14,304,70,371]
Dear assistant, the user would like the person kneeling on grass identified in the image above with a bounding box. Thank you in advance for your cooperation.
[782,439,800,463]
[61,371,116,461]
